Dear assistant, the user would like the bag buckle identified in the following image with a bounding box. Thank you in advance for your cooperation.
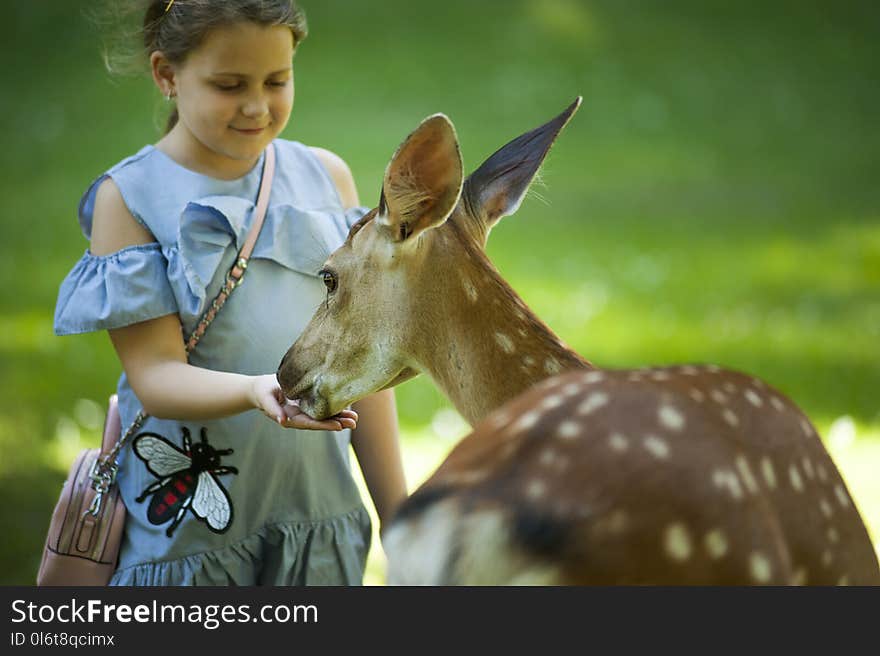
[83,458,118,518]
[226,257,248,288]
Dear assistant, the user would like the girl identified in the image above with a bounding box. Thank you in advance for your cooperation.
[53,0,406,585]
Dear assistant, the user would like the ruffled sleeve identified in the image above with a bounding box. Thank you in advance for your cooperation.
[54,244,179,336]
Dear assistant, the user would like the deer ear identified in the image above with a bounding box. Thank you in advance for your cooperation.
[462,97,581,243]
[377,114,463,243]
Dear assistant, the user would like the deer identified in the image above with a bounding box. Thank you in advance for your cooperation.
[277,98,880,585]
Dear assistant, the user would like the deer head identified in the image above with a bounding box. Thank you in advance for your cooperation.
[277,98,584,421]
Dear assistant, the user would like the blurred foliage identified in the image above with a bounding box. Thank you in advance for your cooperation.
[0,0,877,585]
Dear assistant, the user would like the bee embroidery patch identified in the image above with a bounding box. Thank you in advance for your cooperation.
[133,427,238,537]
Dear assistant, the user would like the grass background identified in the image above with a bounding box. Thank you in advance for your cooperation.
[0,0,877,585]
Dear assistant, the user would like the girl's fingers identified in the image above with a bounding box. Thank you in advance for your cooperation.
[279,400,357,431]
[287,415,346,431]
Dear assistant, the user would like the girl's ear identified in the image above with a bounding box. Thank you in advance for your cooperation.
[375,114,463,243]
[150,51,176,97]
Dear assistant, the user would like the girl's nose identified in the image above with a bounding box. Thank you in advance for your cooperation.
[242,96,269,119]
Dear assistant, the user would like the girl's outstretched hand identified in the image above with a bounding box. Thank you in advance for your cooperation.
[250,374,357,431]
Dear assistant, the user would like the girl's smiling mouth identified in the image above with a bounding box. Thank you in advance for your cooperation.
[231,126,267,135]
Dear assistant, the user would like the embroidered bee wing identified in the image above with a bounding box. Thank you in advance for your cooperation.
[191,471,234,532]
[133,433,191,477]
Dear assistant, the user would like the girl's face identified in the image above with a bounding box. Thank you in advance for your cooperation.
[169,22,295,166]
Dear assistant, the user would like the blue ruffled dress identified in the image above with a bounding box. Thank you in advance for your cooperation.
[54,140,372,585]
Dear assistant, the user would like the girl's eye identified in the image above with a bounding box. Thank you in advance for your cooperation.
[213,80,288,91]
[319,269,338,294]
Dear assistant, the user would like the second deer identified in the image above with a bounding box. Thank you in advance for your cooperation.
[277,98,880,585]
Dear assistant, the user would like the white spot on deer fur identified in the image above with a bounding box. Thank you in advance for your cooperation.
[723,382,737,393]
[447,470,488,485]
[659,404,685,432]
[518,328,528,338]
[462,278,479,303]
[541,394,564,410]
[706,364,721,373]
[582,371,605,384]
[834,484,850,508]
[488,410,512,430]
[817,463,829,483]
[689,388,705,403]
[680,365,700,375]
[593,510,630,538]
[789,465,804,492]
[527,479,547,500]
[800,418,813,437]
[837,575,849,586]
[722,409,740,427]
[608,433,629,452]
[750,552,772,583]
[577,392,609,415]
[539,449,558,467]
[651,370,671,381]
[802,457,815,480]
[704,529,729,559]
[712,469,744,500]
[822,550,833,567]
[522,355,536,369]
[770,396,785,411]
[557,421,580,441]
[561,382,581,397]
[736,456,760,494]
[760,458,777,489]
[606,510,629,534]
[495,332,515,354]
[791,568,808,586]
[827,527,839,544]
[505,567,562,586]
[744,389,764,407]
[710,389,728,404]
[514,410,541,433]
[643,435,670,460]
[663,523,692,561]
[752,377,766,389]
[544,358,562,374]
[628,372,644,382]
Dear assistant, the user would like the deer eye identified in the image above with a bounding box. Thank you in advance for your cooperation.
[319,269,338,294]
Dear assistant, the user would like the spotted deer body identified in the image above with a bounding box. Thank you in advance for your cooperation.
[278,99,880,585]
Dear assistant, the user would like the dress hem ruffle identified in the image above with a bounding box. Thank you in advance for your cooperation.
[109,506,372,586]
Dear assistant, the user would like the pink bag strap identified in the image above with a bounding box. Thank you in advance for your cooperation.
[184,143,276,351]
[99,144,277,468]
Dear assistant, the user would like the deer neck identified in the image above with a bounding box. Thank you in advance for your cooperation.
[410,222,591,426]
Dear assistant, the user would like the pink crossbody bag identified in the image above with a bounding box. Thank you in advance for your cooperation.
[37,145,276,585]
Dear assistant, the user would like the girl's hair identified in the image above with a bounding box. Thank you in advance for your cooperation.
[95,0,307,134]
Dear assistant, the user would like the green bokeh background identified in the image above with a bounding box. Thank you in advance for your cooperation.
[1,0,877,585]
